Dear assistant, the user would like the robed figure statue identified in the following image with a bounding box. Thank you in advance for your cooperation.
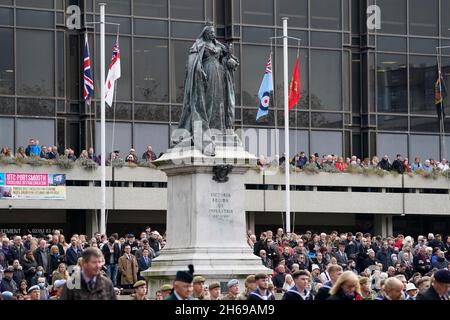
[172,25,239,156]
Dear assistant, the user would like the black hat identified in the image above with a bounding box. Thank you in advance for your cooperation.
[434,269,450,284]
[175,264,194,284]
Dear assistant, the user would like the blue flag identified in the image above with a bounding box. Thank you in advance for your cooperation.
[256,54,273,121]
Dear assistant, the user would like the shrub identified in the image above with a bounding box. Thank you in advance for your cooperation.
[55,156,75,170]
[26,156,45,167]
[0,156,16,166]
[303,163,319,175]
[344,165,362,175]
[137,160,156,168]
[77,158,98,170]
[111,157,125,168]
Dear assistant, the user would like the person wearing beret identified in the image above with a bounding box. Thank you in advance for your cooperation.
[131,280,148,300]
[160,284,173,300]
[222,279,240,300]
[192,275,208,300]
[248,273,275,300]
[28,285,41,300]
[416,269,450,300]
[208,282,221,300]
[165,265,194,300]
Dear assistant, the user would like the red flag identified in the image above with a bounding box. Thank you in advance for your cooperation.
[288,55,301,110]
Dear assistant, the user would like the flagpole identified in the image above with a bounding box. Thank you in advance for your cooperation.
[283,17,291,234]
[99,3,106,235]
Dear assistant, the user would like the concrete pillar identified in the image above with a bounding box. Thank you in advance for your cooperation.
[247,212,256,234]
[85,210,98,238]
[374,215,393,238]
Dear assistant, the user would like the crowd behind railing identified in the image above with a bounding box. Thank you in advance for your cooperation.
[257,152,450,176]
[0,138,162,166]
[0,227,449,300]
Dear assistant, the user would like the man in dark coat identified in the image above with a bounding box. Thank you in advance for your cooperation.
[391,154,405,174]
[282,270,314,300]
[0,267,17,293]
[165,265,194,300]
[247,273,275,300]
[137,249,152,281]
[66,237,82,267]
[378,155,391,171]
[333,241,348,269]
[376,241,393,271]
[416,269,450,300]
[59,247,116,300]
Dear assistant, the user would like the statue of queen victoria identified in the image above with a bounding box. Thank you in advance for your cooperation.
[172,24,239,156]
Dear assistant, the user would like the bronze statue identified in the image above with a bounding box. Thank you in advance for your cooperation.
[173,25,239,156]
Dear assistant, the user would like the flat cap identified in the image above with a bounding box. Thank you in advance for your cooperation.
[160,284,173,292]
[208,282,220,290]
[193,275,206,283]
[227,279,239,288]
[4,266,14,273]
[434,269,450,283]
[133,280,147,288]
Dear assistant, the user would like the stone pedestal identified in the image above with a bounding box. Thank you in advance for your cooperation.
[141,135,271,298]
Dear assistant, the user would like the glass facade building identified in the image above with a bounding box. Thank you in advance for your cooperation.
[1,0,450,161]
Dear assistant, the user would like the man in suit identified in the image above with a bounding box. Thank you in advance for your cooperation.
[333,241,348,269]
[137,248,152,280]
[66,237,82,267]
[417,269,450,300]
[282,270,314,300]
[165,265,194,300]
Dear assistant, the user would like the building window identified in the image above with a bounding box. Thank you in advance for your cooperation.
[170,0,204,21]
[0,28,14,95]
[134,38,169,102]
[15,0,53,9]
[376,53,407,113]
[16,118,55,149]
[310,50,342,110]
[409,0,438,36]
[276,0,308,28]
[409,56,436,115]
[310,0,341,30]
[17,30,54,97]
[133,0,167,18]
[242,0,274,26]
[377,0,407,35]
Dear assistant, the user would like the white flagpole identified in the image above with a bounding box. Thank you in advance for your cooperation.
[283,17,291,234]
[99,3,106,235]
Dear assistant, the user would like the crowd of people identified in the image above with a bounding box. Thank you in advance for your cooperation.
[258,152,450,174]
[0,138,161,166]
[0,226,449,300]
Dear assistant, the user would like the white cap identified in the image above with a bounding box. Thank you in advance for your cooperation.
[405,283,418,292]
[311,264,320,271]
